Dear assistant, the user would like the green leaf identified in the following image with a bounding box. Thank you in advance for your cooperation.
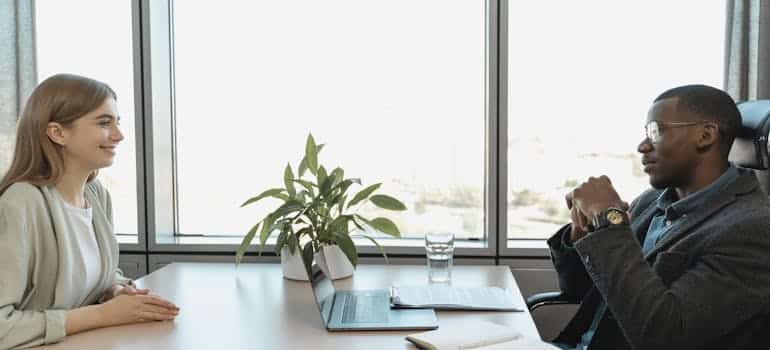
[305,210,319,230]
[235,222,261,265]
[305,134,318,176]
[338,179,354,195]
[325,178,360,200]
[301,241,315,279]
[284,163,296,198]
[275,229,288,255]
[295,226,312,238]
[351,215,366,232]
[316,227,332,243]
[240,188,286,207]
[334,232,358,267]
[296,190,308,204]
[299,145,324,178]
[298,157,308,178]
[347,183,381,208]
[328,215,350,235]
[368,217,401,237]
[328,193,345,211]
[320,175,335,197]
[369,194,407,211]
[272,200,304,218]
[258,215,277,249]
[287,231,300,254]
[337,195,347,215]
[317,166,328,189]
[359,233,388,264]
[330,167,344,187]
[293,179,317,197]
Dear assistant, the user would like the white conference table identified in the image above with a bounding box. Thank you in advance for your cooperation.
[43,263,541,349]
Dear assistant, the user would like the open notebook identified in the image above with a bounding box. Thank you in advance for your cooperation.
[405,321,558,350]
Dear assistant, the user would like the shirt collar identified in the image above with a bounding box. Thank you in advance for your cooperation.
[654,164,740,219]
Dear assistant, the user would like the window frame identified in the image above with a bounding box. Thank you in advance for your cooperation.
[125,0,726,259]
[135,0,509,257]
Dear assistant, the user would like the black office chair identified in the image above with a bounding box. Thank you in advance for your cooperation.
[526,99,770,312]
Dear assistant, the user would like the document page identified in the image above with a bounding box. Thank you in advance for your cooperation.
[391,285,523,311]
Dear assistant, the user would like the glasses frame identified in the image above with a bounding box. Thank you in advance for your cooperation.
[644,120,717,144]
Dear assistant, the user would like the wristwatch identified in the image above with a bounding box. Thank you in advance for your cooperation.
[591,207,629,231]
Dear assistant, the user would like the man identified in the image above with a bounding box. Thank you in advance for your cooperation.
[549,84,770,349]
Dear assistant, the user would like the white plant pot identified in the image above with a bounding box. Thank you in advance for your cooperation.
[315,245,354,280]
[281,246,309,281]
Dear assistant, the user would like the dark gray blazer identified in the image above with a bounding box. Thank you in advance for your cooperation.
[548,168,770,350]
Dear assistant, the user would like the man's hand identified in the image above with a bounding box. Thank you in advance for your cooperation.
[566,175,629,242]
[566,196,591,242]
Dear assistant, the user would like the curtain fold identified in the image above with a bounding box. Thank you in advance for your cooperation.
[725,0,770,101]
[0,0,36,173]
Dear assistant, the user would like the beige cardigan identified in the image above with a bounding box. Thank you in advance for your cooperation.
[0,181,131,349]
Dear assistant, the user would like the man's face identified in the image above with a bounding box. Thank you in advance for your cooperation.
[638,98,701,189]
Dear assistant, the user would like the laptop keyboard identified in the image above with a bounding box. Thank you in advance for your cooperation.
[341,294,389,323]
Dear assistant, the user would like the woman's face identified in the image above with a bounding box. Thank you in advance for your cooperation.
[59,98,124,172]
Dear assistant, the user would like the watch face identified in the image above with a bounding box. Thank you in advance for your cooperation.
[607,210,625,225]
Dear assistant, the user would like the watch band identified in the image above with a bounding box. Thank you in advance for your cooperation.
[591,207,629,231]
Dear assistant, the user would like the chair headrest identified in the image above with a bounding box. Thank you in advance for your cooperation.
[728,100,770,170]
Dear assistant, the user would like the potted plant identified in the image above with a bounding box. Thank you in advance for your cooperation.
[235,133,407,280]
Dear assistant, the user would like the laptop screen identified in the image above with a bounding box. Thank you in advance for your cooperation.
[309,264,335,325]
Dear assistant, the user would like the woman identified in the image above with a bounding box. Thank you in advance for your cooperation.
[0,74,179,349]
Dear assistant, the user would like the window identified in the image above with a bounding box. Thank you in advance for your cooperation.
[36,0,139,237]
[172,0,487,241]
[506,1,726,240]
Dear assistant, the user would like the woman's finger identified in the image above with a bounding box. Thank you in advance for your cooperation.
[138,295,179,310]
[141,303,179,316]
[138,311,176,321]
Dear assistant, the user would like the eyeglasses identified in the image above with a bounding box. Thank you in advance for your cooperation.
[644,120,714,144]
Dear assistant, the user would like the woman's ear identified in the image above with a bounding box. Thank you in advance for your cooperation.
[47,122,67,146]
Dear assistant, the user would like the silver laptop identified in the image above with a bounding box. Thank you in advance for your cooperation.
[307,263,438,331]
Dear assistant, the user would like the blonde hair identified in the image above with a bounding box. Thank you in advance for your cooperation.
[0,74,116,195]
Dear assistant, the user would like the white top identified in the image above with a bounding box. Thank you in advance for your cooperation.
[59,194,103,305]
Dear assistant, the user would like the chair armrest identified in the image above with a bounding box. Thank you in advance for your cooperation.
[526,291,578,311]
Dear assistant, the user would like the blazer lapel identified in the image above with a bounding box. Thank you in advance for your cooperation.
[641,171,757,259]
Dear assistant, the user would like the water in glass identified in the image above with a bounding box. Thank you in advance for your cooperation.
[425,232,454,283]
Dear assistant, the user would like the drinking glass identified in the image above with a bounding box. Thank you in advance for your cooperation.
[425,232,454,283]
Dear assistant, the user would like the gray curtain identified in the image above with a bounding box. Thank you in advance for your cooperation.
[725,0,770,101]
[0,0,36,174]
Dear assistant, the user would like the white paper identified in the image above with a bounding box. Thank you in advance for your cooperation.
[393,285,523,311]
[406,321,523,350]
[475,338,560,350]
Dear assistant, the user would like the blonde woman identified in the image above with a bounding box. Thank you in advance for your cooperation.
[0,74,179,349]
